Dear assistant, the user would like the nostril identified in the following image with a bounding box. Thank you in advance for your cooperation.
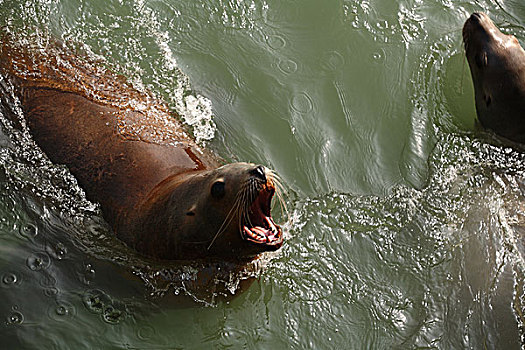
[250,165,266,181]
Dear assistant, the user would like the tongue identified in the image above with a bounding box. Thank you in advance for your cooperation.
[243,216,280,243]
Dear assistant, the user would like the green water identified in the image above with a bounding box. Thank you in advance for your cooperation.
[1,0,525,348]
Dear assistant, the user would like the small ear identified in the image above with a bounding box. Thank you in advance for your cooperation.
[186,204,197,216]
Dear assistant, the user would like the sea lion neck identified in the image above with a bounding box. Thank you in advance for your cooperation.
[139,170,213,212]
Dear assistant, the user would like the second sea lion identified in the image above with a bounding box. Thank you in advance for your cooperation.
[463,12,525,143]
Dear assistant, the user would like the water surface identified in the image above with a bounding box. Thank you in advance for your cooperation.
[1,0,525,348]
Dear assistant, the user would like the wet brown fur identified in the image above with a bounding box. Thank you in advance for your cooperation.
[463,12,525,144]
[0,36,281,260]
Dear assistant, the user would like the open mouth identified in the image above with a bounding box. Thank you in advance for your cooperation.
[242,184,283,248]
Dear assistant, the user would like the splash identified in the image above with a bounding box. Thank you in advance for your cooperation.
[128,0,216,144]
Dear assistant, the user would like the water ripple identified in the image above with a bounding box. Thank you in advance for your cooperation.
[6,310,24,325]
[277,58,298,75]
[290,92,314,114]
[1,272,21,287]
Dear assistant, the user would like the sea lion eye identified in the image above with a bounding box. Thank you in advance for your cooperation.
[211,180,225,198]
[250,165,266,181]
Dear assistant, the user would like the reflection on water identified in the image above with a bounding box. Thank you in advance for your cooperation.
[276,131,525,347]
[1,0,525,348]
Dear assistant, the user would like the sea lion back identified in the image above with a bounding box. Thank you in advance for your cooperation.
[0,36,219,226]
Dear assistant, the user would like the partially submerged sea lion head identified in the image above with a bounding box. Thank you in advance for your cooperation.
[463,12,525,143]
[124,163,284,260]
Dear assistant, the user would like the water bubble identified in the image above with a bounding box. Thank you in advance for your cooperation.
[56,305,67,316]
[54,243,67,260]
[291,92,314,114]
[82,289,126,324]
[278,59,298,75]
[26,252,51,271]
[83,291,107,314]
[80,263,96,285]
[6,311,24,325]
[19,224,37,240]
[372,49,386,64]
[103,305,124,325]
[48,301,76,322]
[3,274,16,284]
[2,273,19,287]
[46,242,68,260]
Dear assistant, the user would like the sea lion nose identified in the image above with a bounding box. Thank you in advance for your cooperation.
[250,165,266,181]
[470,12,484,23]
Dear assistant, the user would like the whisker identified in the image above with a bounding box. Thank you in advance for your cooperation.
[239,180,253,230]
[267,170,288,220]
[207,204,237,250]
[244,181,255,227]
[237,206,243,233]
[276,189,288,221]
[207,188,243,250]
[268,170,285,192]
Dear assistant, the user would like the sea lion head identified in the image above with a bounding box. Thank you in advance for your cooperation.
[463,12,525,142]
[130,162,284,261]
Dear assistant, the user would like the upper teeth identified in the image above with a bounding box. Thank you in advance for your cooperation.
[265,217,277,233]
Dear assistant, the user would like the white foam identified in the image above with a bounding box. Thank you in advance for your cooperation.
[132,0,217,144]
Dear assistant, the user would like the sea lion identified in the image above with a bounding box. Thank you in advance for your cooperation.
[463,12,525,143]
[0,37,283,260]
